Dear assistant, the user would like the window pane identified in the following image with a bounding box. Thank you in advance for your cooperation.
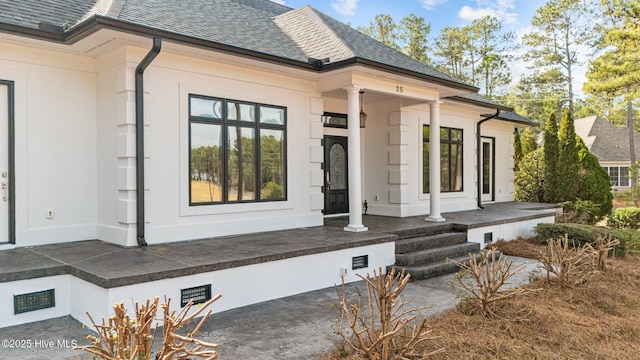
[620,167,630,187]
[450,129,463,142]
[261,106,285,125]
[423,125,430,141]
[482,142,490,194]
[609,167,619,186]
[452,144,463,191]
[190,123,223,203]
[441,143,450,192]
[227,102,255,122]
[423,141,430,193]
[190,97,222,119]
[260,129,285,200]
[440,128,448,141]
[227,126,256,201]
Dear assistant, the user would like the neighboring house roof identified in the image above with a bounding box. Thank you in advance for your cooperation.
[575,116,640,162]
[0,0,475,91]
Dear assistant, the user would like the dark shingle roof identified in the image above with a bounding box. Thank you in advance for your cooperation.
[0,0,473,89]
[494,112,537,126]
[448,93,511,111]
[575,116,640,162]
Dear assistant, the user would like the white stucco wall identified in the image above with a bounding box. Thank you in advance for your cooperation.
[92,46,326,245]
[0,42,98,246]
[481,120,517,203]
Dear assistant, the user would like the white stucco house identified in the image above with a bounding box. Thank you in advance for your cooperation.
[0,0,551,328]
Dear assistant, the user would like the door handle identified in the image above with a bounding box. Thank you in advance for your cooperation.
[325,172,331,190]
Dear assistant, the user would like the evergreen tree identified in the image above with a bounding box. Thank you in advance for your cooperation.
[543,112,560,203]
[520,128,538,155]
[557,108,580,201]
[576,139,613,219]
[399,14,432,64]
[357,14,400,50]
[514,128,523,171]
[515,148,546,202]
[523,0,595,112]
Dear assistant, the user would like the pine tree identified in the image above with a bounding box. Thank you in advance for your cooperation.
[557,107,579,201]
[543,112,560,203]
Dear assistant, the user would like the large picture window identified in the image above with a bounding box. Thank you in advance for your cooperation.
[423,125,463,193]
[604,166,630,187]
[189,94,286,205]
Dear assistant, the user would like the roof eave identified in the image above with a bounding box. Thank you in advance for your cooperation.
[449,95,512,112]
[0,16,319,71]
[1,15,480,93]
[321,58,479,93]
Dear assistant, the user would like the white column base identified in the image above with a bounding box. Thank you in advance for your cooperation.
[344,225,369,232]
[425,216,446,222]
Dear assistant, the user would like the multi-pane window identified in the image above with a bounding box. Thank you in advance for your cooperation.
[189,95,286,205]
[604,166,630,187]
[423,125,463,193]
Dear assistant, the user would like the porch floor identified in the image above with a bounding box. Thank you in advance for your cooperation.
[0,202,558,287]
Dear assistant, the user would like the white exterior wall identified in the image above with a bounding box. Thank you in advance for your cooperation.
[482,121,517,203]
[0,42,98,247]
[364,102,493,217]
[93,47,325,245]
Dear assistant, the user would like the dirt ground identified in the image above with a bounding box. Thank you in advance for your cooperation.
[324,241,640,360]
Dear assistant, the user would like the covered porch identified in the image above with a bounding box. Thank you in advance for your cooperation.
[0,202,557,328]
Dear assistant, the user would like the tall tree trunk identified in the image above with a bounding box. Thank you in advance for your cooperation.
[565,32,573,113]
[628,91,637,205]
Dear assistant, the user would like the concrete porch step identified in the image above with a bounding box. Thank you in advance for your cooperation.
[388,255,467,280]
[395,232,467,253]
[395,242,480,266]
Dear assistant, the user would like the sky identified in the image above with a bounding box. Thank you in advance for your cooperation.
[268,0,588,96]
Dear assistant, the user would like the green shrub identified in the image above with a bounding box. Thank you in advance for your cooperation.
[608,207,640,229]
[612,228,640,252]
[576,140,612,218]
[515,148,545,202]
[534,223,626,256]
[560,199,601,224]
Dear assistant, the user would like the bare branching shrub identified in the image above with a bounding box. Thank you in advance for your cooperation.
[336,267,442,360]
[449,249,533,318]
[76,294,221,360]
[539,235,593,287]
[585,234,620,272]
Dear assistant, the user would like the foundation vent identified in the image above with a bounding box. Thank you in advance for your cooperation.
[352,255,369,270]
[181,284,212,307]
[484,232,493,244]
[14,289,55,314]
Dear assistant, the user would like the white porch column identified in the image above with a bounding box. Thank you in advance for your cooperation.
[426,100,445,222]
[344,85,368,232]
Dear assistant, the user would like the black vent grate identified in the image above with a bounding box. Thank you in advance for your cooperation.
[181,284,212,307]
[14,289,55,314]
[484,232,493,244]
[352,255,369,270]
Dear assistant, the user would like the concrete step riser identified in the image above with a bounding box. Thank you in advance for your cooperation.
[395,243,480,266]
[395,233,467,253]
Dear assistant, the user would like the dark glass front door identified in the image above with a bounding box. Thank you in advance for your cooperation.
[324,136,349,214]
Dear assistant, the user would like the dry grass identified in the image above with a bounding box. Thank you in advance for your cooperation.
[325,245,640,360]
[485,238,544,259]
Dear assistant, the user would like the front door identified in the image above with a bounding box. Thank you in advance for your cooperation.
[0,81,12,243]
[324,136,349,215]
[481,137,494,202]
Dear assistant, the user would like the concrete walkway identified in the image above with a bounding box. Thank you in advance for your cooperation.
[0,256,540,360]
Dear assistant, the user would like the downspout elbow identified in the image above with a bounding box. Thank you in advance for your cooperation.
[135,37,162,247]
[477,109,500,210]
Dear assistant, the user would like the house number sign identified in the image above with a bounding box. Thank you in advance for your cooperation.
[396,85,404,93]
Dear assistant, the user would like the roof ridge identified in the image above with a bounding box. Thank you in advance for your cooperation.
[75,0,126,26]
[274,5,356,62]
